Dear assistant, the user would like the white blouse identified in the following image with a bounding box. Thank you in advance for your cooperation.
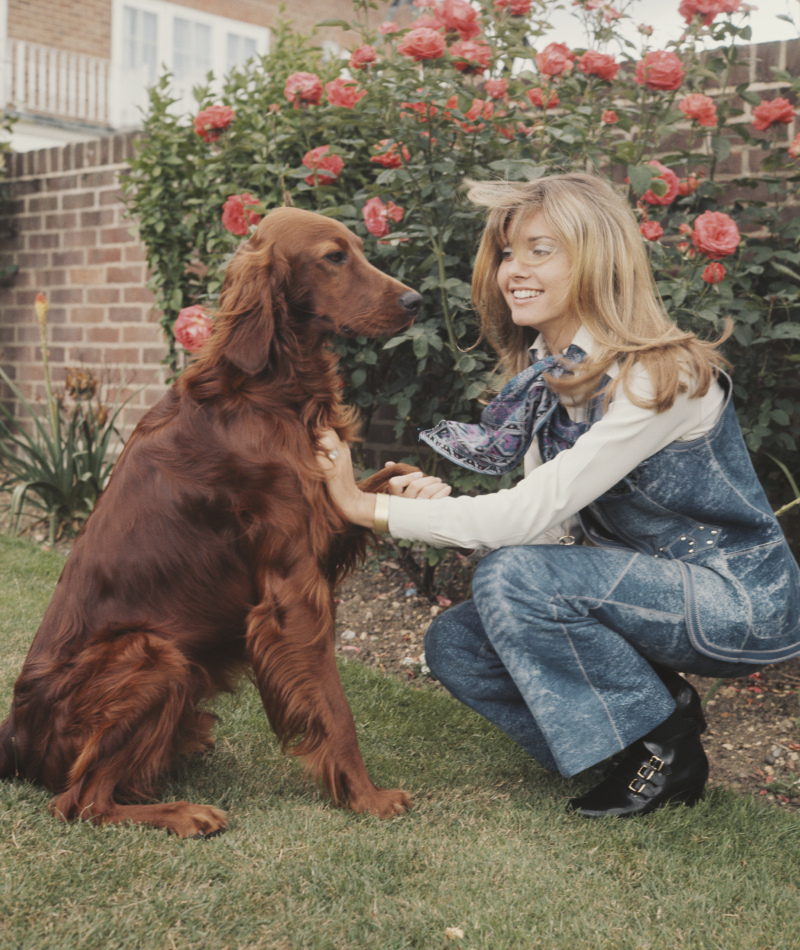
[387,326,726,551]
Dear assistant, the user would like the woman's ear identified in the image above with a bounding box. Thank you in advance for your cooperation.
[220,245,290,375]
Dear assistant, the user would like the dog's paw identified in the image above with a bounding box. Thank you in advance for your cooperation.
[350,787,411,818]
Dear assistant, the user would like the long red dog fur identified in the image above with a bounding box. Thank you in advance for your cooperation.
[0,207,422,837]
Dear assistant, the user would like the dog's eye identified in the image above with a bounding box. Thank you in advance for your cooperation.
[325,251,346,264]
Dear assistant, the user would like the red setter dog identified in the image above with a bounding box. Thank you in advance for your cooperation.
[0,208,421,836]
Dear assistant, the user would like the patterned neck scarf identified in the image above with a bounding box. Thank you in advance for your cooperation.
[419,344,589,476]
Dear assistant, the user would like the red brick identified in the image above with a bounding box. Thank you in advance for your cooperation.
[87,288,120,304]
[121,325,161,343]
[143,347,168,364]
[52,250,86,266]
[28,196,58,212]
[45,212,78,230]
[49,288,84,304]
[16,251,50,268]
[107,266,144,284]
[86,327,120,343]
[17,214,43,231]
[100,226,137,244]
[123,245,148,263]
[103,347,141,363]
[62,192,96,210]
[109,306,144,322]
[64,230,98,248]
[70,307,106,323]
[34,268,67,286]
[27,233,60,250]
[88,247,123,265]
[123,286,155,303]
[69,267,106,285]
[50,326,84,343]
[80,209,116,228]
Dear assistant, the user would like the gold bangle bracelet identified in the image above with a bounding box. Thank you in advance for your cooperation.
[373,493,391,535]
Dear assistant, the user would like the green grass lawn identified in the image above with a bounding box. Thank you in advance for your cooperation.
[1,535,799,950]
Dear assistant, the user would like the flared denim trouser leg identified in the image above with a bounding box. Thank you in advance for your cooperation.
[424,545,754,778]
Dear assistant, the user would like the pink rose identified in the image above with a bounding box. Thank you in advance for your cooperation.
[577,50,619,82]
[450,39,492,75]
[679,93,718,127]
[302,146,344,186]
[789,133,800,159]
[325,78,367,109]
[640,220,664,241]
[284,72,323,106]
[691,211,740,259]
[536,42,574,78]
[601,110,618,124]
[679,0,741,26]
[221,193,262,235]
[397,27,447,61]
[635,50,684,91]
[174,306,213,352]
[362,196,404,239]
[193,104,235,143]
[526,87,559,109]
[494,0,533,13]
[677,174,700,196]
[752,97,796,132]
[702,261,726,284]
[370,140,411,168]
[640,161,679,206]
[484,78,508,98]
[349,44,377,69]
[438,0,482,40]
[379,21,399,34]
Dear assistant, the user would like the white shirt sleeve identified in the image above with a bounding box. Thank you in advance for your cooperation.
[387,369,725,550]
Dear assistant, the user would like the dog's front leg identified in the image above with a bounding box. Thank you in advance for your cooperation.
[245,573,410,817]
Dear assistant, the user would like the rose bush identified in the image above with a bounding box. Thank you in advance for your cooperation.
[124,2,800,547]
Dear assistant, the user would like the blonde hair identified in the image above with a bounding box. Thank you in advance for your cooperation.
[467,173,729,412]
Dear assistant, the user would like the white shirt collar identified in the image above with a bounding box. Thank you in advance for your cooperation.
[529,325,598,361]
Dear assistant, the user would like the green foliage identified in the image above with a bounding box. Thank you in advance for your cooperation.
[122,2,800,521]
[0,303,130,545]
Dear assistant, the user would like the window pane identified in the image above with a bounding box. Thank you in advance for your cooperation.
[123,6,157,81]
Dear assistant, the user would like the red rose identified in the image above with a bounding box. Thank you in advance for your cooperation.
[494,0,533,13]
[601,110,618,124]
[438,0,482,40]
[640,161,679,206]
[526,87,559,109]
[679,93,718,127]
[400,98,438,122]
[635,50,684,91]
[349,44,376,69]
[752,97,796,132]
[484,78,508,98]
[302,146,344,186]
[789,133,800,159]
[536,42,574,78]
[702,262,726,284]
[397,27,447,61]
[284,72,323,106]
[450,39,492,75]
[691,211,740,259]
[222,193,262,235]
[193,104,235,143]
[379,21,399,34]
[174,306,213,352]
[325,78,367,109]
[640,220,664,241]
[577,51,619,82]
[362,196,404,239]
[370,139,411,168]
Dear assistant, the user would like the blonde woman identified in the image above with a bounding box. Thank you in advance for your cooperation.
[318,173,800,818]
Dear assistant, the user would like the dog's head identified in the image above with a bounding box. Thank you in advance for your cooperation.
[215,208,422,375]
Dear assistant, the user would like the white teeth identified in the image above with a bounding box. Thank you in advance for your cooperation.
[512,289,543,299]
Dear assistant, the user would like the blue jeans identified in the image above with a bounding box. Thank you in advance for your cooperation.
[424,546,755,777]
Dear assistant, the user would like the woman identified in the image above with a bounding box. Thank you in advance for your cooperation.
[318,173,800,818]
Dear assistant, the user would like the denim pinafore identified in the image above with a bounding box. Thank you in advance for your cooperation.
[578,373,800,664]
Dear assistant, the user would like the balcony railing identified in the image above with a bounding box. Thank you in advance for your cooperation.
[6,40,110,126]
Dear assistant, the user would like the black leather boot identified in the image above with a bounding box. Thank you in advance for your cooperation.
[567,712,709,818]
[652,664,707,734]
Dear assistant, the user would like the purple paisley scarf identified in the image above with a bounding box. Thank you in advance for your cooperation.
[419,344,588,475]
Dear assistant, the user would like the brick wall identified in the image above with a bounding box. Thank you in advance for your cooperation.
[0,38,796,465]
[0,133,168,439]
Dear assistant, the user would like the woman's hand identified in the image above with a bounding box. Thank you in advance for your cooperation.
[316,431,451,528]
[383,462,451,500]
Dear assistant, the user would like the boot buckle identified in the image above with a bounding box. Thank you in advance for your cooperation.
[648,755,665,772]
[628,778,648,794]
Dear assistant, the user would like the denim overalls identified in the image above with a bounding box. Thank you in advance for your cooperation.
[424,374,800,777]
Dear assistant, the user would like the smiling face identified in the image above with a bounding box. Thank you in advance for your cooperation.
[496,212,579,354]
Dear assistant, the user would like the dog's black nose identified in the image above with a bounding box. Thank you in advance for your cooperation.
[399,291,423,314]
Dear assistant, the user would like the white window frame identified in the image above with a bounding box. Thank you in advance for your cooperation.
[110,0,269,128]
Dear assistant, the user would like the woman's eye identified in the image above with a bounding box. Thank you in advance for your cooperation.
[325,251,346,264]
[500,248,513,261]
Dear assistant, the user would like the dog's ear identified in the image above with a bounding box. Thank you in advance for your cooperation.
[219,239,290,375]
